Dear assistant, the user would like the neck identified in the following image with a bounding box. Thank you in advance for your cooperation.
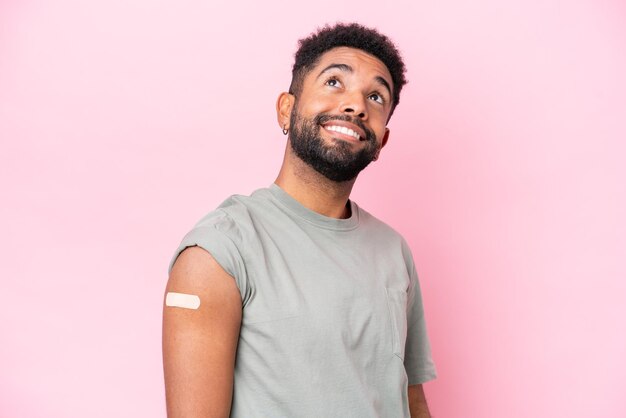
[275,145,356,219]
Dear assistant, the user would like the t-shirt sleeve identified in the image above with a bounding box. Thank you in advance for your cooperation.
[403,247,437,385]
[168,212,249,301]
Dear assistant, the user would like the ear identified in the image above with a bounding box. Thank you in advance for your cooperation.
[381,127,390,149]
[374,128,390,161]
[276,92,295,131]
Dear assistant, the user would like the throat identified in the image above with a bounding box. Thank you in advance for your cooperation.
[275,141,357,218]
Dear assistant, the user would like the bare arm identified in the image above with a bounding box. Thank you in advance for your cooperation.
[408,384,432,418]
[163,246,242,418]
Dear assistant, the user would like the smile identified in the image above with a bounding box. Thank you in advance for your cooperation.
[324,125,361,140]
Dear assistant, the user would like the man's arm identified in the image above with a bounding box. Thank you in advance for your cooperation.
[409,384,432,418]
[163,246,242,418]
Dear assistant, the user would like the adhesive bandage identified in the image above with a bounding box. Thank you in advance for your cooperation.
[165,292,201,310]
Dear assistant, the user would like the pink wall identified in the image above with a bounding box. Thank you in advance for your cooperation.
[1,1,624,417]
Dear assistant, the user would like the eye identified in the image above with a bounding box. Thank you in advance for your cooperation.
[325,77,342,88]
[368,92,384,104]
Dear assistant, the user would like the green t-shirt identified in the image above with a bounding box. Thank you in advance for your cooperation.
[169,184,436,418]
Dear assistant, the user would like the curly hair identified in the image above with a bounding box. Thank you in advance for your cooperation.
[289,23,407,119]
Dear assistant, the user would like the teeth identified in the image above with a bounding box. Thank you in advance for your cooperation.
[325,125,360,140]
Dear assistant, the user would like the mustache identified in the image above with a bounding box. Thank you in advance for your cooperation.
[314,114,376,142]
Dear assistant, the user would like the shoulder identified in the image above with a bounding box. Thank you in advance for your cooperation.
[356,203,407,242]
[355,203,416,268]
[193,187,273,234]
[168,187,274,277]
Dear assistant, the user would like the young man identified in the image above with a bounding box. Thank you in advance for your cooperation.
[163,23,437,418]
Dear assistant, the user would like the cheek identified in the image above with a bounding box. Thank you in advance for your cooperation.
[300,92,338,114]
[369,117,387,140]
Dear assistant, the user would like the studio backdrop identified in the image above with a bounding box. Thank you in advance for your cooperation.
[1,1,625,417]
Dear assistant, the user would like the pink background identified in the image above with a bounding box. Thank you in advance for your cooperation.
[1,1,625,417]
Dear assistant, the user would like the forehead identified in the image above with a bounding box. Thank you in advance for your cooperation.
[308,47,393,87]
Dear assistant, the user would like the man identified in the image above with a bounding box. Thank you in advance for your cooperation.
[163,23,437,418]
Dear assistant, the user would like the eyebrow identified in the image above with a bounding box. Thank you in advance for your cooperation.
[316,63,392,98]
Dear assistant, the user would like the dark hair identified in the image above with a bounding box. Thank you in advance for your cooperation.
[289,23,407,118]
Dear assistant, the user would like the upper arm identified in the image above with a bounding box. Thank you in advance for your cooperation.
[163,246,242,418]
[408,384,431,418]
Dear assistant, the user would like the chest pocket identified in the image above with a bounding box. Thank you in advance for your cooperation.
[385,287,408,360]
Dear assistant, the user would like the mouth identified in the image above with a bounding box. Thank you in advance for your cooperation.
[321,121,367,142]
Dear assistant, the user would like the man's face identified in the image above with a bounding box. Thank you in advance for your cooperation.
[288,47,394,182]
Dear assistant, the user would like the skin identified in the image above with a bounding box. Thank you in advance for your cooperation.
[409,383,432,417]
[163,247,241,418]
[275,47,391,219]
[163,46,431,418]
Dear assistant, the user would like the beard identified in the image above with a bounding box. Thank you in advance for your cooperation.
[288,109,379,182]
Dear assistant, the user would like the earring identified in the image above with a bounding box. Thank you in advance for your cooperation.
[282,125,289,135]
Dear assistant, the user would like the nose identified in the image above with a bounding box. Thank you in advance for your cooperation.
[341,92,367,120]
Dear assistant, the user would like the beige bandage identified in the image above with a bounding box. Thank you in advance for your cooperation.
[165,292,201,310]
